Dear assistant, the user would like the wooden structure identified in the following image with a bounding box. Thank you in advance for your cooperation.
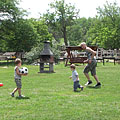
[103,57,116,65]
[2,52,25,60]
[65,46,98,66]
[96,48,120,65]
[0,52,26,66]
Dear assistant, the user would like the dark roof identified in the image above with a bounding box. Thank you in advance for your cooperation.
[3,52,16,56]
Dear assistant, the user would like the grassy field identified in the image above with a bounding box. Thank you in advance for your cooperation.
[0,62,120,120]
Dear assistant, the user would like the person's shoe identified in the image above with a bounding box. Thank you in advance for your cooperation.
[74,90,77,92]
[18,95,25,98]
[10,93,14,97]
[81,86,84,91]
[95,82,101,87]
[85,80,92,86]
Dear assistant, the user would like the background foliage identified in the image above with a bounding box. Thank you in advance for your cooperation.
[0,0,120,63]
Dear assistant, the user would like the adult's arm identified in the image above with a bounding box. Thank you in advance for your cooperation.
[86,47,96,63]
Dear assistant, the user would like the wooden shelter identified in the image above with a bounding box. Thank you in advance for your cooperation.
[65,46,98,66]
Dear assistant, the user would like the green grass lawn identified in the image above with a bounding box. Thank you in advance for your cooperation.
[0,63,120,120]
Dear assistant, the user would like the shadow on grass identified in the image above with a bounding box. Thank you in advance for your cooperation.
[16,96,30,100]
[87,86,101,89]
[74,90,84,92]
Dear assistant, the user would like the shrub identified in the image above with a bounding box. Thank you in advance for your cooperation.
[25,41,60,64]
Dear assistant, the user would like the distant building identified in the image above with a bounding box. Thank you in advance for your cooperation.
[0,52,25,61]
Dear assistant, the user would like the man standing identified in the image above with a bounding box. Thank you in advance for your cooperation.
[80,42,101,87]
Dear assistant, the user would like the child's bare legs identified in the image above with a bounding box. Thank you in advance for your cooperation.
[18,88,21,96]
[11,88,18,97]
[11,88,21,97]
[12,88,18,94]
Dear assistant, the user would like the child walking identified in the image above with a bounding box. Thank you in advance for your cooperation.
[70,64,84,92]
[10,58,27,98]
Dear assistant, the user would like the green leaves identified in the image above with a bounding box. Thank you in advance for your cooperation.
[0,18,53,52]
[1,0,120,53]
[0,0,23,21]
[87,1,120,49]
[43,0,79,46]
[0,19,37,52]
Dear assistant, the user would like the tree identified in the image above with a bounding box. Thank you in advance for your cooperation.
[0,0,23,21]
[67,17,93,46]
[0,0,27,52]
[43,0,79,46]
[1,19,38,52]
[97,1,120,49]
[29,18,53,44]
[87,1,120,49]
[24,19,53,63]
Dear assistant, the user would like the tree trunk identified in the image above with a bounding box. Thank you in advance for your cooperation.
[63,26,68,46]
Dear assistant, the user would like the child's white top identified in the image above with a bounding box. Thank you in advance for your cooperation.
[72,70,79,82]
[14,66,21,79]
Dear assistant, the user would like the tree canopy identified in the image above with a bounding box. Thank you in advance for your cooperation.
[0,0,23,21]
[43,0,79,46]
[87,1,120,49]
[0,0,120,53]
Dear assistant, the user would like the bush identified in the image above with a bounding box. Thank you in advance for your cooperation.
[24,45,43,64]
[25,41,60,64]
[51,45,60,63]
